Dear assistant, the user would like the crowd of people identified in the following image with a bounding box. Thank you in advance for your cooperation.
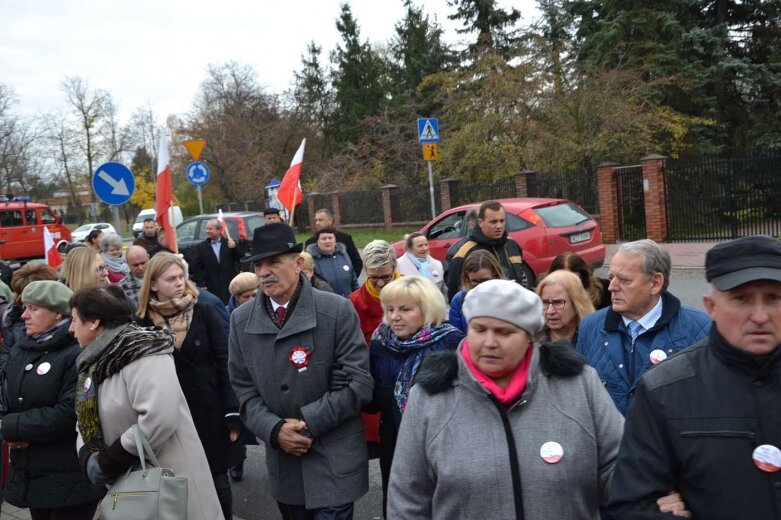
[0,200,777,520]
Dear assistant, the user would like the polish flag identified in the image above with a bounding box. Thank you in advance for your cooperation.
[277,138,305,211]
[155,133,178,253]
[43,227,63,269]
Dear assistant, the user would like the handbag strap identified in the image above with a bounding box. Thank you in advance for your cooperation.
[131,424,162,469]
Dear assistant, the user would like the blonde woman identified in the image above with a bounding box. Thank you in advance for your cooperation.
[136,253,244,520]
[62,246,108,292]
[536,270,595,344]
[369,276,464,514]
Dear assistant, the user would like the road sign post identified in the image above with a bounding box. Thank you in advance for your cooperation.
[186,161,211,215]
[418,119,440,219]
[92,162,135,234]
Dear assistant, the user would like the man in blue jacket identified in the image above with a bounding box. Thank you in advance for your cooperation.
[576,239,710,414]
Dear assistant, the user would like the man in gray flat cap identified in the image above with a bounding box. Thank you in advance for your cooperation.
[609,235,781,519]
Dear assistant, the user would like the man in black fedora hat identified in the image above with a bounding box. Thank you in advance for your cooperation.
[227,223,373,519]
[609,235,781,519]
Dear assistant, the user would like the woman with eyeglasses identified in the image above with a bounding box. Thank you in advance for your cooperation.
[536,270,595,345]
[61,247,109,292]
[448,250,505,333]
[99,233,130,284]
[349,239,400,459]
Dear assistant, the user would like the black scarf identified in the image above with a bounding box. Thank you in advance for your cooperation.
[75,323,174,455]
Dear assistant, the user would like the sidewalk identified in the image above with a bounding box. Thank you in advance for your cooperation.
[605,242,716,269]
[1,503,29,520]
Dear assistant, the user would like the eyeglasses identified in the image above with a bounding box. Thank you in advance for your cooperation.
[542,299,567,310]
[95,264,107,272]
[368,274,394,284]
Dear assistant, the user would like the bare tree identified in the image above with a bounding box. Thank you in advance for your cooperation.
[61,76,108,203]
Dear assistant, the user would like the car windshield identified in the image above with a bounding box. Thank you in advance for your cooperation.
[534,203,592,227]
[74,225,93,232]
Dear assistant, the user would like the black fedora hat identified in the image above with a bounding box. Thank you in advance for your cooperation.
[246,223,303,263]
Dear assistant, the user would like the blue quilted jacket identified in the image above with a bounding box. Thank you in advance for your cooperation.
[575,293,711,415]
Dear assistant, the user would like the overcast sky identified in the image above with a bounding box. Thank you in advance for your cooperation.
[1,0,540,122]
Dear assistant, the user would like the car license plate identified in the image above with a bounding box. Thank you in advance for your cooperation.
[569,231,591,244]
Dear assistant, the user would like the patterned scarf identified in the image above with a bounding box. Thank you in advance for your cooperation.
[372,322,460,412]
[101,252,131,276]
[75,323,174,456]
[404,252,432,280]
[148,292,197,349]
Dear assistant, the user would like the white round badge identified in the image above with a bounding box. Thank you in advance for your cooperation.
[36,362,51,375]
[24,364,33,371]
[540,441,564,464]
[83,377,92,393]
[753,444,781,473]
[343,265,350,271]
[649,349,668,365]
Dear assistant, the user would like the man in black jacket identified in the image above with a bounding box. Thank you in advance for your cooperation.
[608,235,781,520]
[190,218,241,304]
[445,200,531,299]
[304,208,363,274]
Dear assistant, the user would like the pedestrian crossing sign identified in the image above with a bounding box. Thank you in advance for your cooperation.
[417,118,440,143]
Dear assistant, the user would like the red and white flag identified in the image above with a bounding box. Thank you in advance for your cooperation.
[43,227,63,269]
[277,138,305,211]
[155,133,177,253]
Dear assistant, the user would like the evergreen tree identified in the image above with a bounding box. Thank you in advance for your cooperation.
[293,41,333,134]
[447,0,522,57]
[330,3,388,150]
[389,0,452,98]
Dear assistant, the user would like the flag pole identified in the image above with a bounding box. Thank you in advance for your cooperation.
[289,189,298,228]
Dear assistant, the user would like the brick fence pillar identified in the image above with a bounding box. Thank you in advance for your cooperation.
[642,154,668,243]
[596,162,621,244]
[381,184,398,231]
[515,170,537,197]
[440,177,458,211]
[331,192,342,227]
[307,193,318,232]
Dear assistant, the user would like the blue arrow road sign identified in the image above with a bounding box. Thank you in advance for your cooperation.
[186,161,211,186]
[417,118,440,143]
[92,162,135,205]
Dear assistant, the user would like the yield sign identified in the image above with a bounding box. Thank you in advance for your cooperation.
[183,139,206,161]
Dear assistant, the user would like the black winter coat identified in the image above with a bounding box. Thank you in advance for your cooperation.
[608,328,781,519]
[1,323,104,508]
[139,303,245,472]
[190,237,242,304]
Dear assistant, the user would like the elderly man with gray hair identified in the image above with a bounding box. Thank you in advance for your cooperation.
[576,239,711,415]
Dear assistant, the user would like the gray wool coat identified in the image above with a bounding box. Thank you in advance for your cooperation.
[388,344,624,520]
[228,276,374,509]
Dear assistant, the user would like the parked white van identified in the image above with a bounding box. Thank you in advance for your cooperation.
[132,207,183,238]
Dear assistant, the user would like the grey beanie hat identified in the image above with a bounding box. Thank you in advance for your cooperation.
[21,280,73,317]
[463,279,544,335]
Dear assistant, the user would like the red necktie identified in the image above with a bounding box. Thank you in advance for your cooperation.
[275,306,286,323]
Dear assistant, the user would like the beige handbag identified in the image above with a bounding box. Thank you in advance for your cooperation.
[100,425,188,520]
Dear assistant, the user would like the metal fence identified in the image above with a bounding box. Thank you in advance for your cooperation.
[528,170,599,215]
[451,177,517,207]
[339,190,384,225]
[665,153,781,241]
[391,185,441,223]
[614,165,646,241]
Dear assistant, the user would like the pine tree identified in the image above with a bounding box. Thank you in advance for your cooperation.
[330,3,388,150]
[447,0,522,57]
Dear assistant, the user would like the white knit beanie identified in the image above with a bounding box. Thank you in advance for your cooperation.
[462,279,544,336]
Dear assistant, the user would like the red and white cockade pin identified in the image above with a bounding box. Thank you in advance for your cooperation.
[649,349,668,365]
[289,347,312,372]
[753,444,781,473]
[540,441,564,464]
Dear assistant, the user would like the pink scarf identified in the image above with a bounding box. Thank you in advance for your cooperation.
[460,339,533,406]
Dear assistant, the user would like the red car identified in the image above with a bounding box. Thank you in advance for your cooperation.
[392,198,605,286]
